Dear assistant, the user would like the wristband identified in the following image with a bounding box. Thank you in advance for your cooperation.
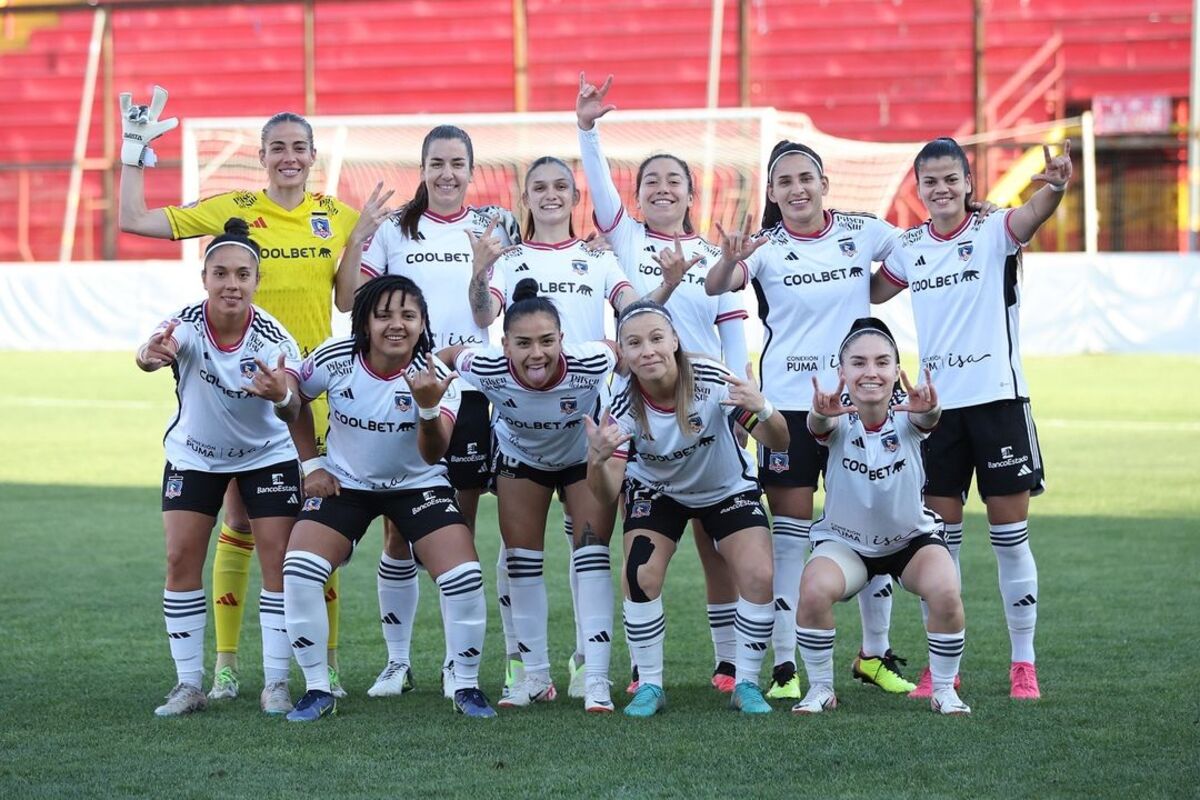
[758,398,775,421]
[301,457,324,476]
[1047,182,1067,193]
[273,388,293,409]
[418,405,441,420]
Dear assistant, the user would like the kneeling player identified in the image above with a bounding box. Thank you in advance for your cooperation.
[586,301,789,717]
[793,319,970,716]
[281,275,495,721]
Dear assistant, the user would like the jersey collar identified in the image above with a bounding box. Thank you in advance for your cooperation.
[646,228,698,242]
[202,302,253,352]
[358,352,414,381]
[927,213,974,242]
[524,238,578,251]
[423,206,469,224]
[782,211,833,240]
[638,386,675,413]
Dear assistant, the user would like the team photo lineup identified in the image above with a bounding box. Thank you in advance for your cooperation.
[119,69,1074,723]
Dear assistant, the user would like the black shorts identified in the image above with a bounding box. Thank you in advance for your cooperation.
[494,450,587,491]
[161,460,301,518]
[622,479,768,542]
[813,533,948,581]
[758,410,828,489]
[297,485,466,546]
[922,399,1045,501]
[446,392,492,490]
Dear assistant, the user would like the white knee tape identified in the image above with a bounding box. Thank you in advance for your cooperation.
[809,540,868,600]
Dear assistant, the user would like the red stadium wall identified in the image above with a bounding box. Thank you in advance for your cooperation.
[0,0,1189,261]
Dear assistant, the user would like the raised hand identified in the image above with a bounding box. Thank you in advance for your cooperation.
[720,363,768,413]
[246,353,290,403]
[402,358,458,411]
[304,468,341,499]
[465,216,518,274]
[653,234,703,287]
[714,217,766,264]
[811,376,857,418]
[119,85,179,167]
[892,367,939,415]
[1031,140,1072,189]
[968,198,1002,218]
[142,320,180,368]
[582,231,613,254]
[584,409,632,462]
[350,181,396,245]
[577,72,616,130]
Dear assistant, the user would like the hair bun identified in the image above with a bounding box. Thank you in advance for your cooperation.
[224,217,251,236]
[512,277,540,303]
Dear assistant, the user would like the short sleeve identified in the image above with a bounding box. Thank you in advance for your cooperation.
[809,413,846,447]
[602,253,633,306]
[296,351,332,401]
[163,194,231,240]
[452,348,484,392]
[432,355,462,422]
[998,209,1025,252]
[715,287,748,324]
[360,221,395,277]
[153,314,196,357]
[869,218,898,262]
[488,263,507,311]
[739,245,765,287]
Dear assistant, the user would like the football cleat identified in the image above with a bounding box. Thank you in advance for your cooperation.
[453,687,498,718]
[791,684,838,715]
[852,649,916,694]
[710,661,736,693]
[1010,661,1041,700]
[327,667,347,699]
[730,681,772,714]
[624,683,666,718]
[497,672,557,708]
[907,666,962,699]
[287,689,336,722]
[567,653,586,699]
[367,661,414,697]
[260,679,293,715]
[584,676,615,713]
[441,660,456,699]
[931,686,972,715]
[765,661,802,700]
[155,682,207,717]
[207,666,239,701]
[625,665,640,695]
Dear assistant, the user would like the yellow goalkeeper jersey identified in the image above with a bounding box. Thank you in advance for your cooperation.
[165,190,359,356]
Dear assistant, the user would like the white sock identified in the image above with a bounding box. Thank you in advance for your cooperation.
[283,551,332,692]
[496,546,519,657]
[733,598,773,685]
[573,545,613,680]
[922,522,965,626]
[707,601,738,666]
[437,561,486,690]
[439,588,451,669]
[771,517,810,667]
[928,629,966,691]
[991,521,1037,663]
[564,515,585,661]
[258,590,290,684]
[506,548,548,672]
[623,597,665,688]
[858,575,894,656]
[377,554,419,666]
[163,589,206,688]
[796,626,835,688]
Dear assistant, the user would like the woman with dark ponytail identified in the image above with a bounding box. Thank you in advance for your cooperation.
[136,217,306,718]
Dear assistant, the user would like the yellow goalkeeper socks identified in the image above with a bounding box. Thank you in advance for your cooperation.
[325,568,341,653]
[213,524,255,658]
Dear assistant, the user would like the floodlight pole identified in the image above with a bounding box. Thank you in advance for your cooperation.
[973,0,987,182]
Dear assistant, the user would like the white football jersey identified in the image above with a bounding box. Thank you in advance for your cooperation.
[159,302,300,472]
[499,239,631,342]
[810,411,941,557]
[360,205,516,351]
[611,357,758,507]
[455,341,615,470]
[739,211,896,410]
[294,337,461,491]
[879,210,1028,409]
[578,125,748,363]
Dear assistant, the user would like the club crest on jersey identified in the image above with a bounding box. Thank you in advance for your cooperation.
[394,392,413,412]
[958,242,973,261]
[687,413,704,435]
[882,432,899,453]
[310,213,333,240]
[239,357,258,379]
[630,500,652,519]
[571,259,588,276]
[838,238,857,257]
[560,396,578,414]
[303,496,323,512]
[768,452,790,474]
[165,475,184,499]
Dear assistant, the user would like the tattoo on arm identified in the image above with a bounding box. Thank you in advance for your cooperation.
[469,271,491,316]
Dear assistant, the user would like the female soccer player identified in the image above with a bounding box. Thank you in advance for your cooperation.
[577,73,751,694]
[443,279,621,712]
[280,274,495,721]
[586,300,789,717]
[137,218,305,717]
[119,89,374,699]
[794,318,969,716]
[335,125,518,699]
[703,140,916,699]
[873,137,1072,700]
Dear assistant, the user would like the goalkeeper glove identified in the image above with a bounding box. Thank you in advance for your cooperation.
[119,85,178,168]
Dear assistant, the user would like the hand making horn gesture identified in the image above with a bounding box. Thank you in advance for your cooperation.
[465,215,518,274]
[714,216,766,263]
[1032,140,1073,190]
[245,353,291,404]
[576,72,617,131]
[721,363,769,413]
[118,85,178,168]
[653,233,704,287]
[349,181,396,245]
[402,357,458,412]
[892,368,939,415]
[811,376,857,418]
[584,409,632,462]
[141,320,180,368]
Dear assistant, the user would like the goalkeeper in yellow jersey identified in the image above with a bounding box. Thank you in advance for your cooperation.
[119,86,388,703]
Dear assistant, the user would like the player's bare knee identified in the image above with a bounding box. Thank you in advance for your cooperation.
[925,586,964,627]
[738,561,774,603]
